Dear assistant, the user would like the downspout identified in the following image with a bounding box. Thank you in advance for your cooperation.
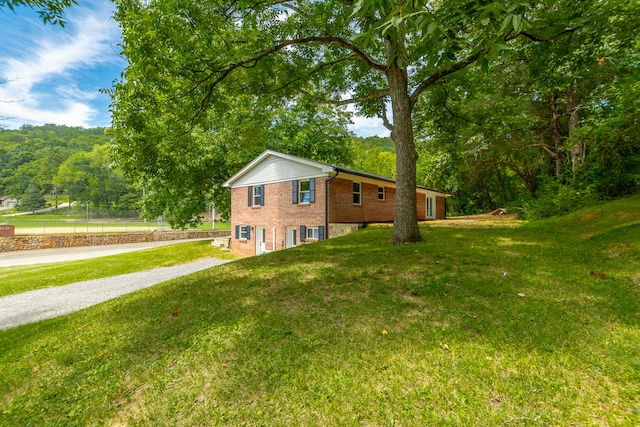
[325,170,339,240]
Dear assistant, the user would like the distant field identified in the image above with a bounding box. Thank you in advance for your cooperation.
[0,216,231,234]
[1,194,638,426]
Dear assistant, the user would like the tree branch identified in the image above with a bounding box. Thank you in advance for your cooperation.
[520,27,577,42]
[184,36,383,132]
[409,51,481,106]
[297,88,390,106]
[439,83,480,125]
[225,36,385,72]
[380,99,393,131]
[257,55,360,95]
[530,143,558,157]
[281,2,308,18]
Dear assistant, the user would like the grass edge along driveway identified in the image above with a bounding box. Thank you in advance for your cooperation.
[0,240,238,297]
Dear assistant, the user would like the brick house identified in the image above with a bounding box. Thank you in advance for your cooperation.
[223,150,451,256]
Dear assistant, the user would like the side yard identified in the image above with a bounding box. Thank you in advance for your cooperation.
[0,195,638,425]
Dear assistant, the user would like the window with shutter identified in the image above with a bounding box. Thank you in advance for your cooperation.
[292,180,298,204]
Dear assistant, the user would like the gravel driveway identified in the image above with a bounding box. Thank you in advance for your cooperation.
[0,258,231,330]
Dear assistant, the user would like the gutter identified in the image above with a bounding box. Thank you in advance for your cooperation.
[325,170,339,240]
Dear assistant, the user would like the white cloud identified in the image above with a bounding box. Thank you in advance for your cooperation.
[344,103,392,138]
[348,115,391,138]
[0,1,121,128]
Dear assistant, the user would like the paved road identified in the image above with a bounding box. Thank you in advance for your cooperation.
[0,238,214,267]
[0,257,232,330]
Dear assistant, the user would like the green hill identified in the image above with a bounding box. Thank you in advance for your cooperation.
[1,195,639,425]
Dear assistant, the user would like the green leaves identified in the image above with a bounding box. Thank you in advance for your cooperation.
[1,0,77,26]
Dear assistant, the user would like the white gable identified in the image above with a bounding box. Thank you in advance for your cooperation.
[226,152,332,187]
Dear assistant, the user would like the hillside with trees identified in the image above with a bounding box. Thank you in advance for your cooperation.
[0,125,139,212]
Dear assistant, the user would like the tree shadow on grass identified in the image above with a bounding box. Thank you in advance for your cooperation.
[1,224,638,424]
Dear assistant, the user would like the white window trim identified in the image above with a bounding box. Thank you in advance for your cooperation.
[239,225,249,240]
[378,186,385,201]
[299,179,311,204]
[306,227,319,240]
[353,182,362,205]
[253,186,262,206]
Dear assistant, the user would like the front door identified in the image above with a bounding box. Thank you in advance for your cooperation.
[256,226,266,255]
[285,226,297,248]
[426,196,436,219]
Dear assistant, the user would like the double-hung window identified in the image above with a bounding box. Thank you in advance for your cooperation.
[292,178,315,204]
[378,186,385,201]
[248,185,264,206]
[306,227,319,240]
[300,225,324,242]
[236,225,251,240]
[353,182,362,205]
[253,186,262,206]
[239,225,249,240]
[299,180,311,203]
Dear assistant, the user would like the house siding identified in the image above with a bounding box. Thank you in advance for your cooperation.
[230,179,326,257]
[232,155,328,186]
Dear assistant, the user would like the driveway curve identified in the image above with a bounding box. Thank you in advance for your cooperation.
[0,238,215,267]
[0,257,231,330]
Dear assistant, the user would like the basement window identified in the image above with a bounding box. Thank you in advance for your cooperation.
[239,225,249,240]
[306,227,319,240]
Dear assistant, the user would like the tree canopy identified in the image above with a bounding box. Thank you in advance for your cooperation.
[413,0,639,217]
[0,0,76,26]
[112,0,599,242]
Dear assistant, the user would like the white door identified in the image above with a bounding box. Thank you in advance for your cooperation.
[426,196,436,219]
[285,226,297,248]
[256,226,266,255]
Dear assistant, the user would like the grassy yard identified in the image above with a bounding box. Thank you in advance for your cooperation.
[0,241,237,298]
[1,195,638,425]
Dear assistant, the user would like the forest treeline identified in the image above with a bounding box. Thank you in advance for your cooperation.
[2,103,638,220]
[0,123,395,217]
[0,124,139,212]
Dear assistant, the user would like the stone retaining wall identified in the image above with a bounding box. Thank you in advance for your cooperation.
[328,223,364,239]
[0,230,231,252]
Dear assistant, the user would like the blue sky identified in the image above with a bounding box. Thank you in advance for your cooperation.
[0,0,388,137]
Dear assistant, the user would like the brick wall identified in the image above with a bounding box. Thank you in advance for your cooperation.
[0,225,14,237]
[0,230,230,252]
[328,178,396,223]
[230,180,327,257]
[436,196,446,219]
[229,176,448,256]
[327,178,439,222]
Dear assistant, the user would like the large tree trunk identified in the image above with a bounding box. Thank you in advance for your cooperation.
[549,90,563,178]
[566,85,585,171]
[386,61,422,244]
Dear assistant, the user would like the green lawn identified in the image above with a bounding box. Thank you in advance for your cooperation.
[1,195,638,426]
[0,215,231,233]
